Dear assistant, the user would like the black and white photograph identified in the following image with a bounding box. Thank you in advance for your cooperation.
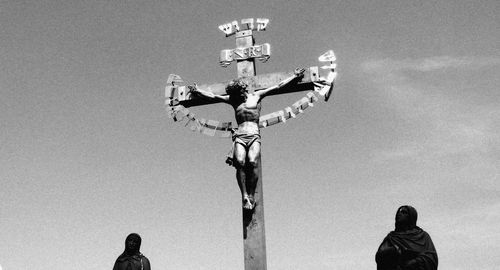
[1,1,499,269]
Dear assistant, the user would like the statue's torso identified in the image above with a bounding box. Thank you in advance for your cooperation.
[232,94,261,133]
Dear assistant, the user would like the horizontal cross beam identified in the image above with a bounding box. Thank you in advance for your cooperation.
[166,66,326,108]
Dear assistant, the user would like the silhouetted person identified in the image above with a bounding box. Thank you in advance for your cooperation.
[113,233,151,270]
[376,205,438,270]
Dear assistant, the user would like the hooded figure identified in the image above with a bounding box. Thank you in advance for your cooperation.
[113,233,151,270]
[375,206,438,270]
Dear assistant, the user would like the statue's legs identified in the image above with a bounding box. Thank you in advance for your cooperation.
[234,143,251,209]
[234,141,261,210]
[245,142,261,209]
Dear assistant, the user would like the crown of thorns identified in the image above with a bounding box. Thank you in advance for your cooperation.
[225,78,248,95]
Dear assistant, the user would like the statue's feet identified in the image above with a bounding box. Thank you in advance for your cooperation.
[243,195,255,210]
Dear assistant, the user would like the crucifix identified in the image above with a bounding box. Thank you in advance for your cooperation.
[165,18,337,270]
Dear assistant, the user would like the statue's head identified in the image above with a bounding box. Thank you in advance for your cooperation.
[124,233,142,254]
[395,205,418,231]
[226,78,248,97]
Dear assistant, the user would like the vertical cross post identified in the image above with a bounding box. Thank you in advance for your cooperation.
[236,29,266,270]
[235,30,256,78]
[219,18,271,270]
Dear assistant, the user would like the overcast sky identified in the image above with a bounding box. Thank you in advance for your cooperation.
[1,0,499,269]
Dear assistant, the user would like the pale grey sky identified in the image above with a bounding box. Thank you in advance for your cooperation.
[1,0,499,269]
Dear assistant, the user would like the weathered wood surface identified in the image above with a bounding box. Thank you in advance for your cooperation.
[234,23,268,270]
[243,159,266,270]
[235,30,256,78]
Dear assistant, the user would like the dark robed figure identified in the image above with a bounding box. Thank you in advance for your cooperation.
[376,205,438,270]
[113,233,151,270]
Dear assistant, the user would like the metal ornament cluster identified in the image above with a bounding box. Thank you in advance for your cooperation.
[165,19,338,137]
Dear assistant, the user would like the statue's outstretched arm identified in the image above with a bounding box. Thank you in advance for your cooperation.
[257,68,305,98]
[189,83,230,103]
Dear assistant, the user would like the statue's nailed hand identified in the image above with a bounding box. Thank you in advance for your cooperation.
[294,68,306,78]
[188,83,198,94]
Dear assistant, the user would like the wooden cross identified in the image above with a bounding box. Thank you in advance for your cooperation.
[220,18,269,270]
[166,18,337,270]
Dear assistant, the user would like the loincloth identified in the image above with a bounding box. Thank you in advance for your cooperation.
[232,132,261,149]
[225,131,261,166]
